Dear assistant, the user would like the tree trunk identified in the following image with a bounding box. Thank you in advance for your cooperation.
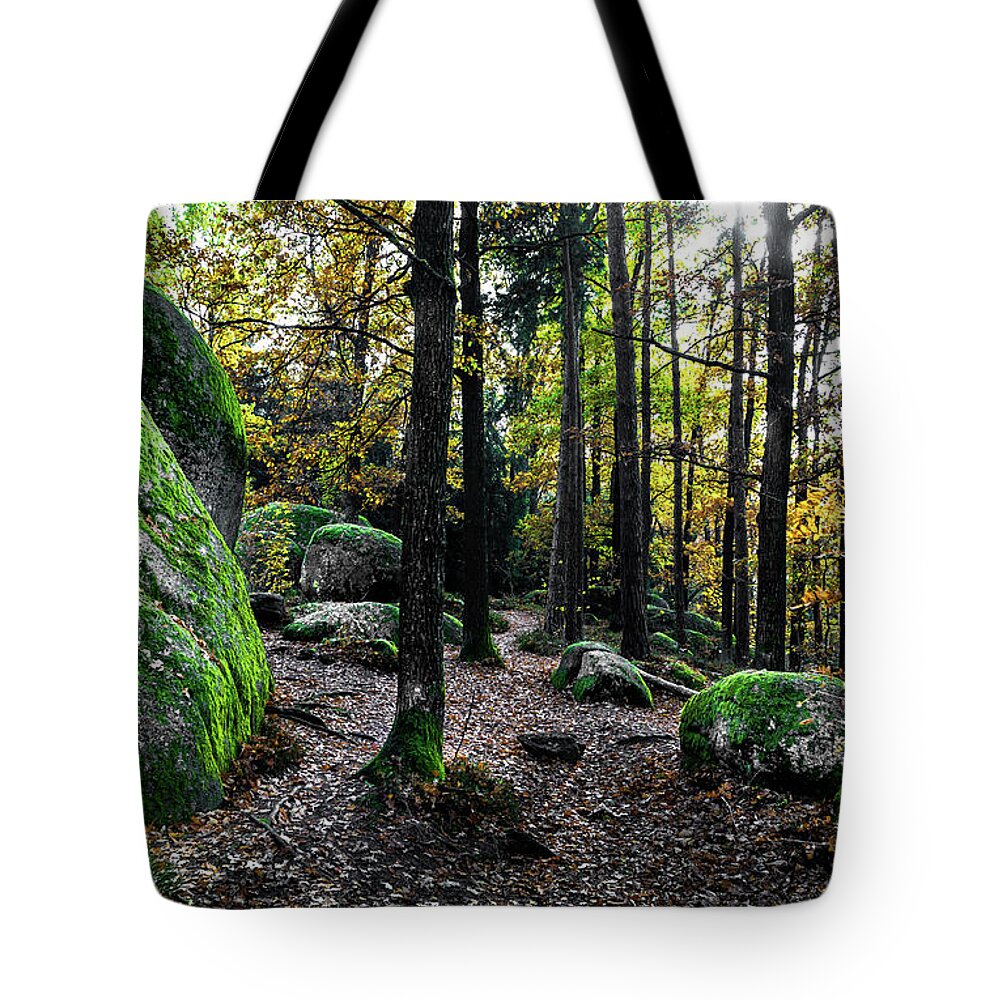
[722,210,751,666]
[458,202,499,663]
[789,224,825,668]
[665,203,686,643]
[344,236,379,521]
[545,205,586,645]
[640,204,653,586]
[362,201,455,781]
[607,203,650,661]
[755,203,796,671]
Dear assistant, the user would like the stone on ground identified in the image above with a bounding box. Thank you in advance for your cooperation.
[248,592,290,630]
[679,670,845,793]
[517,733,585,763]
[142,283,247,548]
[551,641,653,708]
[283,601,463,647]
[138,403,272,826]
[299,523,402,601]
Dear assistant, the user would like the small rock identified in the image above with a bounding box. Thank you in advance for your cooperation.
[517,733,585,763]
[503,828,555,859]
[249,592,290,630]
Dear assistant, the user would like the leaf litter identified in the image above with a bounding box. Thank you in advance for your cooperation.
[145,609,837,908]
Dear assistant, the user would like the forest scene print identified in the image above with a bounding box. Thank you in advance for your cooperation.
[140,199,843,908]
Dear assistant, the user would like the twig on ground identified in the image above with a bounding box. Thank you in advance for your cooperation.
[249,814,339,882]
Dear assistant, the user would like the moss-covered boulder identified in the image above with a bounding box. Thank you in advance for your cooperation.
[318,637,399,672]
[283,601,463,647]
[142,283,247,548]
[552,641,653,708]
[138,404,272,826]
[242,502,343,552]
[284,601,400,642]
[299,523,402,601]
[236,502,345,593]
[650,631,680,655]
[679,670,845,793]
[663,660,709,691]
[647,606,722,638]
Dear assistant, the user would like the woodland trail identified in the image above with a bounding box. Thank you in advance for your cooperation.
[146,609,837,908]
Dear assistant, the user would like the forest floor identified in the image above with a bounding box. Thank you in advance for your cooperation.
[146,609,838,908]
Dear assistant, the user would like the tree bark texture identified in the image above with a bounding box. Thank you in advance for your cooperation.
[721,211,751,666]
[545,204,586,645]
[755,203,796,670]
[665,203,686,642]
[458,202,499,662]
[640,204,653,588]
[363,201,455,781]
[607,203,650,661]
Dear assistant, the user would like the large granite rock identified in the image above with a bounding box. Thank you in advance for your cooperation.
[299,523,402,601]
[679,670,845,793]
[551,641,653,708]
[282,600,463,646]
[647,605,722,638]
[138,403,272,826]
[142,283,247,548]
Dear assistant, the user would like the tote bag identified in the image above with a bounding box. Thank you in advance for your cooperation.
[140,0,843,908]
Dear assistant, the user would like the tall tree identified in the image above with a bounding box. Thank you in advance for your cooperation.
[343,234,380,521]
[545,204,586,644]
[789,222,825,667]
[665,202,686,643]
[755,202,798,670]
[606,203,650,661]
[721,210,751,665]
[640,204,654,585]
[458,202,500,662]
[362,201,456,780]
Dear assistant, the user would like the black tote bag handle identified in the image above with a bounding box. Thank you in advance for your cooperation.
[255,0,703,200]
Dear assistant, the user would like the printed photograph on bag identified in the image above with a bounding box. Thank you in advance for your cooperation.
[140,200,843,907]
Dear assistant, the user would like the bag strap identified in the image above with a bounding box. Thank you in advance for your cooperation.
[256,0,703,200]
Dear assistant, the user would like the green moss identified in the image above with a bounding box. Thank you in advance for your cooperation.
[459,631,502,664]
[284,601,456,648]
[143,284,245,444]
[282,601,399,641]
[571,674,600,700]
[488,610,511,634]
[650,632,680,654]
[367,638,398,658]
[684,630,713,653]
[679,670,845,789]
[242,502,341,552]
[141,283,246,526]
[552,641,614,690]
[666,660,709,690]
[647,606,722,640]
[442,612,464,646]
[311,521,403,558]
[139,404,271,826]
[518,630,561,656]
[360,708,445,783]
[319,636,399,671]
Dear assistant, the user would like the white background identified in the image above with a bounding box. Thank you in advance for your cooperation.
[2,0,996,995]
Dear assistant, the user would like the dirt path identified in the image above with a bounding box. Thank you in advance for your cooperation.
[147,610,836,907]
